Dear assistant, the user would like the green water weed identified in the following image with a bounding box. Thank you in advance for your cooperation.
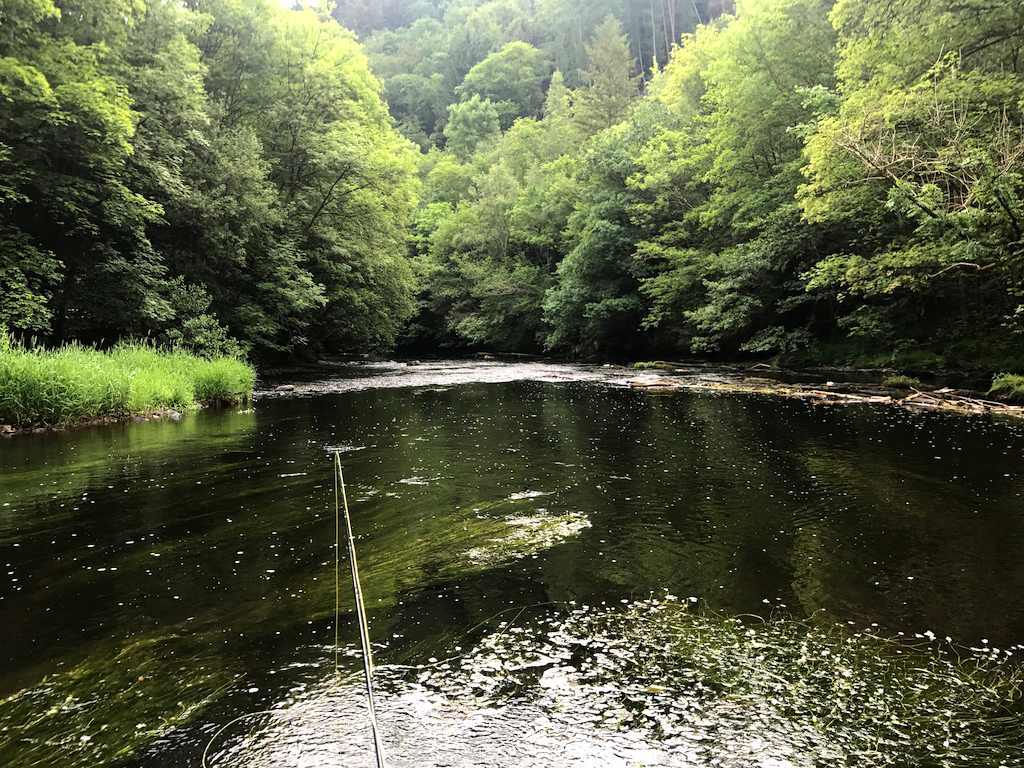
[880,374,921,389]
[633,361,675,370]
[429,598,1024,767]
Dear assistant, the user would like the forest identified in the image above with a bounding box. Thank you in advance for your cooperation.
[3,0,1024,369]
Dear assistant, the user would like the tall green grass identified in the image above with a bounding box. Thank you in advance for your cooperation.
[0,330,255,427]
[989,373,1024,402]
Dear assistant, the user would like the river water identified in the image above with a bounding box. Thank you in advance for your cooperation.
[1,360,1023,767]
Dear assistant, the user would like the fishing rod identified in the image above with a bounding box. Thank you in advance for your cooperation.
[333,451,387,768]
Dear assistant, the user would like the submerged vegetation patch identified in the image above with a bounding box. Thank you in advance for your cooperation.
[0,331,255,428]
[0,631,239,767]
[401,598,1024,767]
[880,375,921,389]
[633,361,677,370]
[464,511,591,565]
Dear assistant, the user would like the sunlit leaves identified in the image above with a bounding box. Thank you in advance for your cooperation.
[799,0,1024,354]
[573,16,641,136]
[443,94,501,160]
[455,42,547,130]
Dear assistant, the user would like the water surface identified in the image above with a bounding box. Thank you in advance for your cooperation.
[2,361,1022,766]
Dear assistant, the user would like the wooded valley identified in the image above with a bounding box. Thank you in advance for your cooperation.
[3,0,1024,369]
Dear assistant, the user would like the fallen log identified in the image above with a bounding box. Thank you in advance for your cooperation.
[626,375,1024,419]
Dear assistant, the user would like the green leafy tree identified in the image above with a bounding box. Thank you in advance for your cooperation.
[0,0,170,341]
[187,0,420,354]
[443,1,508,85]
[542,111,660,356]
[801,0,1024,356]
[573,16,642,136]
[631,0,838,356]
[455,41,548,129]
[444,94,501,160]
[0,0,63,331]
[535,0,619,87]
[332,0,440,35]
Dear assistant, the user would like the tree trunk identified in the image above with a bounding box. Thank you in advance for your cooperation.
[660,0,671,54]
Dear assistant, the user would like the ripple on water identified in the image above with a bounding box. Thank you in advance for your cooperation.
[203,672,705,768]
[254,360,644,398]
[199,598,1022,768]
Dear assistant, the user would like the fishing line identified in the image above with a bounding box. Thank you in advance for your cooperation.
[333,451,387,768]
[333,451,341,673]
[201,455,385,768]
[201,461,555,767]
[201,710,275,768]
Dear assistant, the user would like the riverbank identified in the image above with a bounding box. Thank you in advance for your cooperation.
[0,336,255,432]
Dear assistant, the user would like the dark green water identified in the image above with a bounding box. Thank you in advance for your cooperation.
[1,361,1023,767]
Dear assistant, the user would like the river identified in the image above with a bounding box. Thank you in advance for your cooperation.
[1,360,1022,767]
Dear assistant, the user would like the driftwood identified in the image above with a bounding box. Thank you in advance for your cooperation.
[896,389,1009,416]
[628,376,1024,419]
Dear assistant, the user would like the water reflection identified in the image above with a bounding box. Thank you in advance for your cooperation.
[2,363,1024,766]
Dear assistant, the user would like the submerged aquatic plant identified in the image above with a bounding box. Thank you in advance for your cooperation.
[0,631,241,767]
[880,374,921,389]
[402,598,1024,767]
[464,511,591,564]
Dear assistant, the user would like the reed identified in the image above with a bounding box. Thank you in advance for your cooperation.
[0,331,255,427]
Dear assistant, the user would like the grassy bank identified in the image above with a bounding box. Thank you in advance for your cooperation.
[0,331,255,428]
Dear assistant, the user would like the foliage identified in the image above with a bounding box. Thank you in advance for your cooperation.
[0,338,255,427]
[629,0,837,357]
[800,0,1024,357]
[572,16,641,136]
[443,94,501,160]
[0,0,418,358]
[541,114,655,356]
[389,0,1024,370]
[989,374,1024,403]
[6,0,1024,367]
[0,0,168,342]
[455,41,547,130]
[881,375,921,389]
[632,360,674,369]
[355,0,711,141]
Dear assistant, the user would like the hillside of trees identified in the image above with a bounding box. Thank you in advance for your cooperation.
[1,0,418,358]
[4,0,1024,369]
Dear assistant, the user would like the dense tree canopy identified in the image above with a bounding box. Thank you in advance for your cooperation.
[393,0,1024,370]
[1,0,417,358]
[800,0,1024,360]
[5,0,1024,370]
